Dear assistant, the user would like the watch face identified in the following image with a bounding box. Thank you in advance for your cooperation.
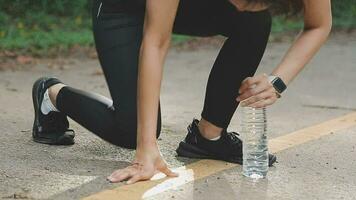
[273,78,287,93]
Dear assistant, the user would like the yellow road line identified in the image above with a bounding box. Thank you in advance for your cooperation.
[83,160,235,200]
[269,112,356,153]
[83,112,356,200]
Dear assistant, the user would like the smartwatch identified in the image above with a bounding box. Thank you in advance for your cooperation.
[268,75,287,95]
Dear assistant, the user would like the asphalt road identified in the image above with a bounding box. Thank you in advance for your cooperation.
[0,33,355,199]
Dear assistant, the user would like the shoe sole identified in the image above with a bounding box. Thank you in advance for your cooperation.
[177,141,276,167]
[176,141,212,159]
[32,77,74,145]
[176,141,243,164]
[33,133,74,145]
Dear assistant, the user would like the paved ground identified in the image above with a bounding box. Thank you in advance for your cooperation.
[0,33,356,199]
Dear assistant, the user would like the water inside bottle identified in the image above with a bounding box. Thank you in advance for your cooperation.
[240,106,269,179]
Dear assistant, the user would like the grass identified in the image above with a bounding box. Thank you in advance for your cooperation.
[0,12,92,52]
[0,9,355,56]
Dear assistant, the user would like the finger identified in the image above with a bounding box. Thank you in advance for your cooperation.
[127,169,155,185]
[126,174,143,185]
[240,91,271,106]
[108,171,132,183]
[239,77,258,94]
[241,87,276,105]
[250,99,267,108]
[160,166,179,177]
[107,169,123,180]
[237,88,256,102]
[238,77,272,101]
[237,83,272,102]
[108,171,130,183]
[249,80,273,96]
[239,74,267,94]
[250,97,276,108]
[108,168,137,183]
[109,167,134,179]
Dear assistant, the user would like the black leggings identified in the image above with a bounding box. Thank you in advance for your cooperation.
[56,0,272,149]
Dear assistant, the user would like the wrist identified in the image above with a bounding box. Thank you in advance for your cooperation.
[136,138,158,152]
[135,141,161,161]
[270,71,290,86]
[136,126,159,150]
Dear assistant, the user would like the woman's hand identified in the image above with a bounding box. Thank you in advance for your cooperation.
[107,146,178,184]
[236,73,279,108]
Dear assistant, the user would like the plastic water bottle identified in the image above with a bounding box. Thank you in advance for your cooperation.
[240,105,269,179]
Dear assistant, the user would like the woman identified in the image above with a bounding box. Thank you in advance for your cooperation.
[31,0,332,184]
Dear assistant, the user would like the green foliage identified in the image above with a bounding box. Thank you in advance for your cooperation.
[272,17,303,33]
[0,0,355,53]
[331,0,356,28]
[272,0,356,33]
[0,0,92,53]
[0,0,91,17]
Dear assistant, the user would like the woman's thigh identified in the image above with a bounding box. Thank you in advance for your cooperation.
[91,0,161,147]
[92,0,144,112]
[173,0,238,37]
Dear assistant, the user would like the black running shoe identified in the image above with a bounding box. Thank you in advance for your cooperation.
[176,118,277,166]
[32,77,75,145]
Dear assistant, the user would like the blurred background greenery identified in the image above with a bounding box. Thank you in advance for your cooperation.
[0,0,355,55]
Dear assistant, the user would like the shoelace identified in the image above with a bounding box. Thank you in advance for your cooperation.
[223,130,242,146]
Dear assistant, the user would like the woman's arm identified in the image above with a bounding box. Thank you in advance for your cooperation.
[137,0,179,152]
[270,0,332,84]
[107,0,180,184]
[237,0,332,107]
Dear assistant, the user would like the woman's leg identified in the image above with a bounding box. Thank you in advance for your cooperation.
[174,0,277,165]
[173,0,272,137]
[200,9,272,131]
[201,11,271,128]
[50,0,161,149]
